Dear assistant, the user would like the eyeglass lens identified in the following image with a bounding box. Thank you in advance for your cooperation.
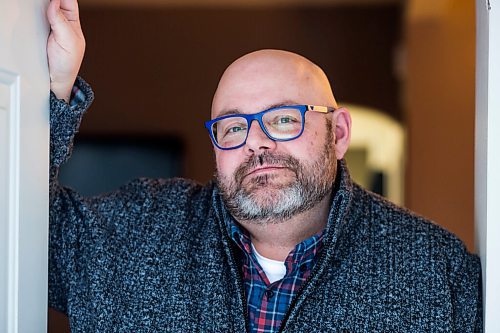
[212,108,303,149]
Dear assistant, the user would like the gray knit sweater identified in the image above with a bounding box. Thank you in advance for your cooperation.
[49,77,482,332]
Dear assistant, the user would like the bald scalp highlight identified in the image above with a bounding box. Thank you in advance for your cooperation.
[211,49,337,118]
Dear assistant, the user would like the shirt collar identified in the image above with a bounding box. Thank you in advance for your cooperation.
[226,216,324,256]
[226,216,324,276]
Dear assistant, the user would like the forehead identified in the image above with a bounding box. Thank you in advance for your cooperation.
[211,52,337,117]
[216,100,303,118]
[212,71,328,119]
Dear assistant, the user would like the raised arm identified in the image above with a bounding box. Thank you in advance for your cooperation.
[47,0,93,171]
[47,0,86,103]
[46,0,93,313]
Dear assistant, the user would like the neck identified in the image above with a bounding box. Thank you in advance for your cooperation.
[237,193,332,261]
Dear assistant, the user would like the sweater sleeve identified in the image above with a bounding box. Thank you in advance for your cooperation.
[49,76,94,171]
[48,76,94,313]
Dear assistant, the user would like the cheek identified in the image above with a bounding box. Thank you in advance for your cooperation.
[291,124,326,155]
[215,152,240,178]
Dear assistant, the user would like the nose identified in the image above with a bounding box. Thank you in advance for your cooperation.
[244,120,277,154]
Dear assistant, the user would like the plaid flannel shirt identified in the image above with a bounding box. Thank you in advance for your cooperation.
[70,85,85,106]
[228,221,324,333]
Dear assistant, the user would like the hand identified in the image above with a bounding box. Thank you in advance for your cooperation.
[47,0,85,103]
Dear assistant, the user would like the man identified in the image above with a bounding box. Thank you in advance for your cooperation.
[47,0,482,332]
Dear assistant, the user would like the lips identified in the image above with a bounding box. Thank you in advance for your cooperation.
[233,152,300,186]
[245,166,288,178]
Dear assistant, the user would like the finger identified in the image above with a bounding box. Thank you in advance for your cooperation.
[47,0,80,26]
[48,4,69,29]
[47,3,79,47]
[60,0,80,22]
[47,0,62,26]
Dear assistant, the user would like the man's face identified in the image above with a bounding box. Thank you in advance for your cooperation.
[215,117,337,224]
[211,51,342,224]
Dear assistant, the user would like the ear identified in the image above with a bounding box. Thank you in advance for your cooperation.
[331,107,351,160]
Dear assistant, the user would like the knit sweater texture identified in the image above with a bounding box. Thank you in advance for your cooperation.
[49,77,482,332]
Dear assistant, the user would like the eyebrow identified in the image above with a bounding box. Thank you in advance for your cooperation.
[216,100,300,118]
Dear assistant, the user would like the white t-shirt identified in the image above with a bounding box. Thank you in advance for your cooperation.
[251,244,287,284]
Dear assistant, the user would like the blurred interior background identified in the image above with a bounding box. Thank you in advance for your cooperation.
[53,0,476,330]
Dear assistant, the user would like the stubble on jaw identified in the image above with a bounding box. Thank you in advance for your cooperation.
[216,119,337,225]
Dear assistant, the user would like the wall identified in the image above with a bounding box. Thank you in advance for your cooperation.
[405,0,475,250]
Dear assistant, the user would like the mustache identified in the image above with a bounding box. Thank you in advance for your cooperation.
[233,152,301,185]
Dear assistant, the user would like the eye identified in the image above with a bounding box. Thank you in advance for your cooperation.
[227,125,246,134]
[271,115,299,126]
[220,120,248,137]
[276,116,295,124]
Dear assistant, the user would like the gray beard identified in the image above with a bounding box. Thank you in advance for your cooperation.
[216,127,336,225]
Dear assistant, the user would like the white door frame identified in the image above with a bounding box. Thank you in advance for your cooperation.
[476,0,499,331]
[0,0,50,332]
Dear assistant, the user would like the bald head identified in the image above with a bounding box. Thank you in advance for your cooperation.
[211,49,337,118]
[211,50,351,229]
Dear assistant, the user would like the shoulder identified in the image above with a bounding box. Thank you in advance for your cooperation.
[81,177,215,234]
[76,177,218,255]
[338,183,482,331]
[135,177,214,215]
[349,183,479,269]
[92,177,214,214]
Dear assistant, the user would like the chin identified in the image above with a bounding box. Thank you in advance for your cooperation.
[243,173,295,190]
[246,187,288,202]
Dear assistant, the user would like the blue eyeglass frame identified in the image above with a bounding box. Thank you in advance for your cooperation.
[204,104,336,150]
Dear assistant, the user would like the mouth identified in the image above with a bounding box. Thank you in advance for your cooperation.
[245,166,288,178]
